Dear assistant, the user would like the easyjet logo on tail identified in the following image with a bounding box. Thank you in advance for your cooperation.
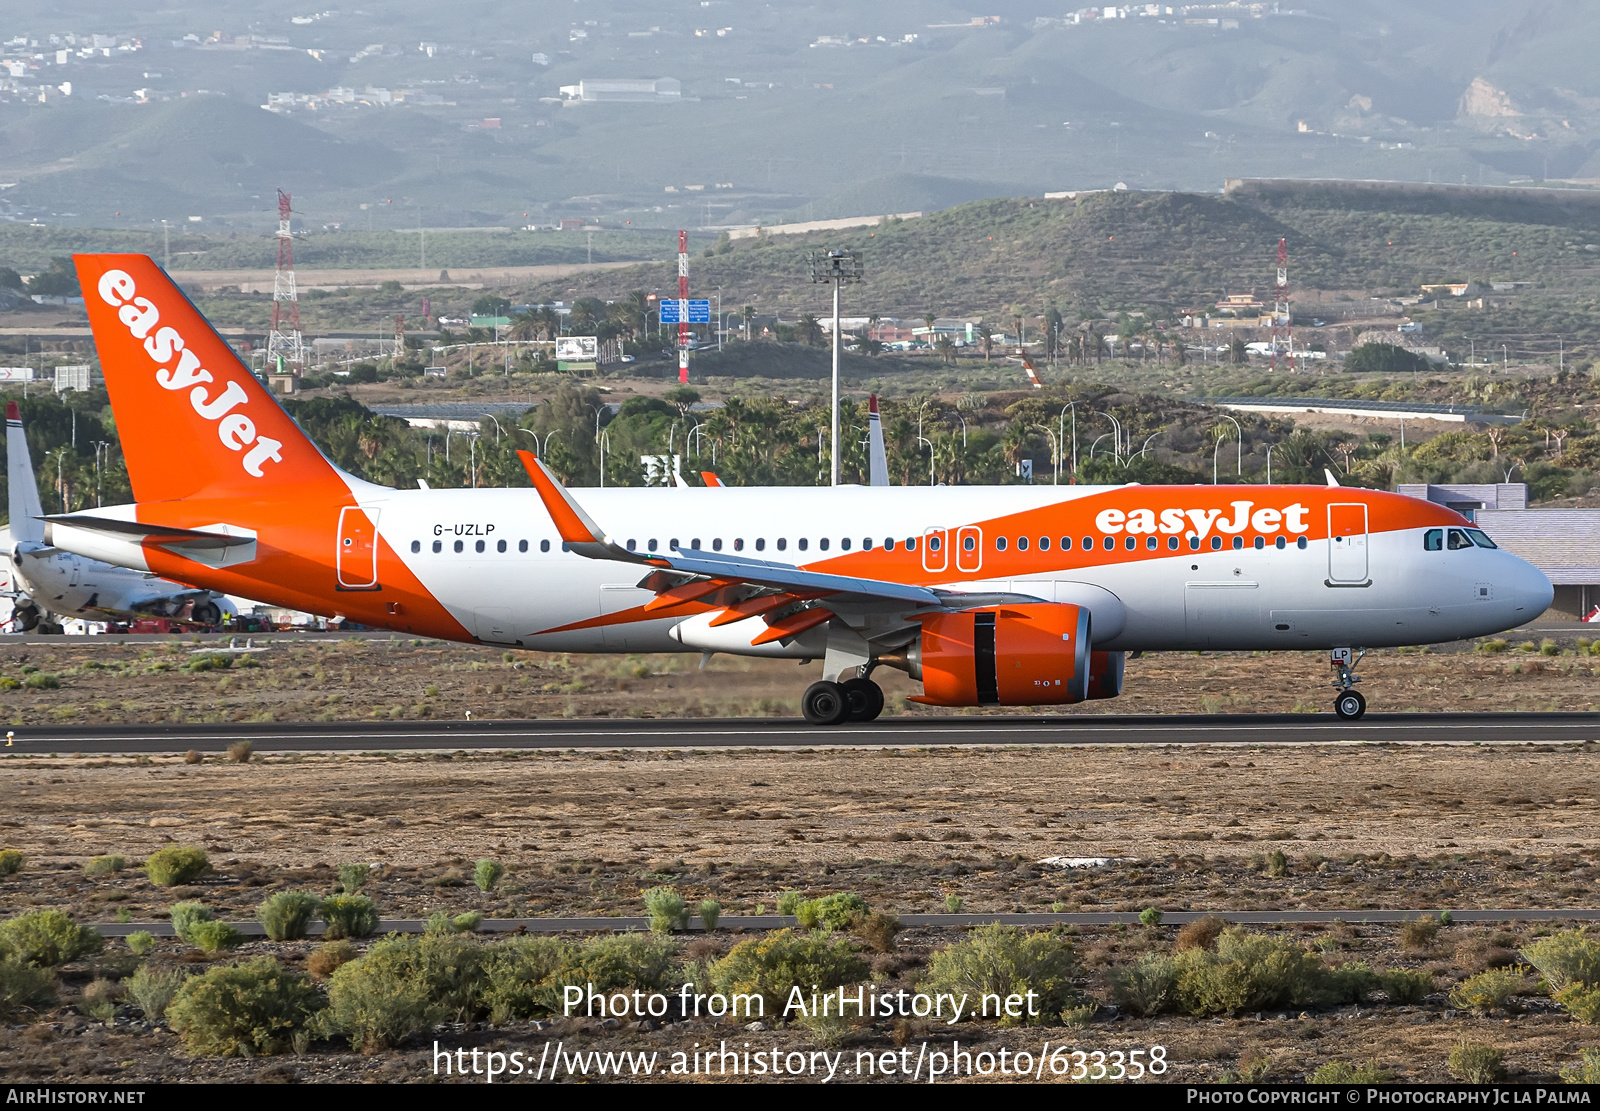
[96,270,284,479]
[1095,500,1311,541]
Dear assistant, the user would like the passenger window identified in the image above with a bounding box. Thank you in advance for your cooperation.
[755,538,765,551]
[1189,536,1200,551]
[410,540,421,553]
[1274,536,1286,550]
[626,539,637,551]
[1016,536,1028,551]
[1167,536,1179,551]
[1146,536,1157,551]
[798,538,808,551]
[454,540,464,553]
[1082,536,1093,550]
[1062,537,1073,550]
[1210,536,1222,550]
[691,538,702,549]
[962,535,975,551]
[713,538,723,551]
[1039,537,1050,551]
[432,540,442,554]
[1296,537,1307,549]
[476,539,486,553]
[539,539,549,553]
[820,538,830,551]
[1423,528,1443,551]
[497,539,507,553]
[1125,536,1136,551]
[1253,536,1264,550]
[862,538,873,550]
[647,539,657,551]
[1448,528,1471,551]
[518,539,528,552]
[1467,528,1497,549]
[907,538,917,552]
[733,538,744,551]
[670,539,679,550]
[1102,537,1114,551]
[996,536,1008,551]
[777,538,787,551]
[884,538,895,551]
[1232,536,1243,550]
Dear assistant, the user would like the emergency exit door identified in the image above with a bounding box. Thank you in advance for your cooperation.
[1327,503,1369,584]
[337,506,380,590]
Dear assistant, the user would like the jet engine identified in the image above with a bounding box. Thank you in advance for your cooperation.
[885,603,1092,707]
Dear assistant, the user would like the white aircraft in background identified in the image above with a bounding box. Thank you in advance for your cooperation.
[2,401,228,632]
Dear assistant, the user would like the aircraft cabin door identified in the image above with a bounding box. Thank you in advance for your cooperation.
[955,525,983,574]
[336,507,380,590]
[922,527,948,574]
[1327,503,1369,584]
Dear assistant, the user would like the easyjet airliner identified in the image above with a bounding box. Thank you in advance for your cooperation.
[45,255,1552,724]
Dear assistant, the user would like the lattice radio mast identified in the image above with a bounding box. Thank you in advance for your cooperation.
[1270,236,1294,372]
[265,189,305,372]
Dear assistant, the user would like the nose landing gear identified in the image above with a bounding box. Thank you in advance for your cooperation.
[1331,647,1367,719]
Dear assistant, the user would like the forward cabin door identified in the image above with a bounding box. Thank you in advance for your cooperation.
[1327,503,1369,584]
[336,506,380,590]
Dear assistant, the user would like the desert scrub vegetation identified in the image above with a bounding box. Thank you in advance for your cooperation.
[168,901,214,945]
[1563,1049,1600,1084]
[0,909,103,966]
[125,931,156,957]
[711,929,868,1017]
[473,858,505,892]
[126,964,188,1021]
[643,886,690,934]
[0,959,56,1019]
[1519,929,1600,993]
[166,957,323,1057]
[921,924,1084,1025]
[257,891,322,942]
[307,940,357,980]
[1448,967,1529,1014]
[319,894,380,940]
[697,899,721,930]
[0,849,23,875]
[187,919,245,954]
[1309,1059,1394,1084]
[795,893,869,931]
[1398,914,1443,951]
[82,854,126,876]
[1379,968,1435,1004]
[1448,1042,1508,1083]
[337,863,371,895]
[144,844,209,887]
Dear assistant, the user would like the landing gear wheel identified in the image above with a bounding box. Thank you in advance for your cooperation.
[841,678,885,723]
[802,680,851,726]
[1334,689,1367,720]
[13,605,39,632]
[192,601,221,626]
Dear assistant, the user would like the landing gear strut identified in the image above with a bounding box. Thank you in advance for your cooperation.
[1331,647,1367,720]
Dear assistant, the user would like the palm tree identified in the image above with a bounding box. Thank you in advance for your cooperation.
[935,335,956,365]
[798,313,824,347]
[978,321,995,361]
[741,304,756,341]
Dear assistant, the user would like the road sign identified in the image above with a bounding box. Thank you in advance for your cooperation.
[658,299,710,324]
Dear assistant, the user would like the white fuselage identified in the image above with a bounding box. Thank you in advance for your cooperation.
[3,535,219,623]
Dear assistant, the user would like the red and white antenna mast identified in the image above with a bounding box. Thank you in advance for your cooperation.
[1270,236,1294,372]
[676,229,690,385]
[265,189,305,373]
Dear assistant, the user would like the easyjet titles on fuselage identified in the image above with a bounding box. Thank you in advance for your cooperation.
[94,268,284,480]
[1093,500,1311,541]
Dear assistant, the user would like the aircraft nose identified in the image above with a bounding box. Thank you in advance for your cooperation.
[1510,557,1553,618]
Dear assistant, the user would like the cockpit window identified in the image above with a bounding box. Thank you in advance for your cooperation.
[1423,528,1443,551]
[1466,528,1498,549]
[1447,528,1473,550]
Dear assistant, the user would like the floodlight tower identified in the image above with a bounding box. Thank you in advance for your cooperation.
[1270,237,1294,372]
[809,248,864,486]
[265,189,305,372]
[676,230,690,385]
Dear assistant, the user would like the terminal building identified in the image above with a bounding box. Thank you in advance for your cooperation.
[1398,483,1600,621]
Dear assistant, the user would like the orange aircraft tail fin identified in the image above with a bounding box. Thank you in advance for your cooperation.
[73,254,342,503]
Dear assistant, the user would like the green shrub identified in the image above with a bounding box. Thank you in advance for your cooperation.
[1555,983,1600,1024]
[1380,968,1434,1004]
[168,902,214,945]
[776,891,803,916]
[1521,930,1600,992]
[1324,961,1379,1005]
[83,855,126,876]
[1171,929,1328,1015]
[1111,952,1179,1016]
[643,887,689,934]
[795,900,822,929]
[166,957,322,1057]
[337,863,371,895]
[0,909,104,966]
[320,895,379,940]
[551,935,677,1005]
[944,895,964,914]
[81,977,123,1022]
[0,850,23,875]
[257,891,322,942]
[24,672,59,689]
[795,1011,851,1048]
[413,932,488,1023]
[1398,915,1441,951]
[1449,1042,1507,1083]
[126,964,188,1020]
[473,859,504,892]
[125,931,156,957]
[481,937,574,1023]
[0,960,56,1018]
[711,928,868,1017]
[327,942,436,1049]
[804,893,868,931]
[1477,638,1510,654]
[145,845,210,887]
[1265,850,1289,878]
[1561,1049,1600,1084]
[920,924,1082,1026]
[1139,907,1163,927]
[0,677,18,692]
[1449,967,1528,1014]
[187,920,244,954]
[1309,1059,1394,1084]
[698,899,721,931]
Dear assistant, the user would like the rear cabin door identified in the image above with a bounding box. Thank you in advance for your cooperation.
[336,507,380,590]
[1327,503,1369,584]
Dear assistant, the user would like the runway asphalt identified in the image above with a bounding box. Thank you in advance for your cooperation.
[5,711,1598,754]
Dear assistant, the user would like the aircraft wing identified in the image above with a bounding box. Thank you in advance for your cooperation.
[518,451,1041,634]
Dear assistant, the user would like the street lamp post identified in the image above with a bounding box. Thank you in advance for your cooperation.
[809,249,864,486]
[1218,413,1243,478]
[1035,426,1061,484]
[1059,403,1078,481]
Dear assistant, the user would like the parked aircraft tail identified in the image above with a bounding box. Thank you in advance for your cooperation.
[867,393,889,487]
[5,402,44,545]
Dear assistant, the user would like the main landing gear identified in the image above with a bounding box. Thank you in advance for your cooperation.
[801,676,885,725]
[1331,647,1367,720]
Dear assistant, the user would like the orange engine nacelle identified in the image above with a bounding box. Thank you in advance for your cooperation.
[907,603,1091,707]
[1086,650,1125,700]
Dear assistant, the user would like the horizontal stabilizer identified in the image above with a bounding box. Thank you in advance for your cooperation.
[41,514,250,550]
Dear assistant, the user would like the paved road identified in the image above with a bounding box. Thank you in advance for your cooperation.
[92,907,1600,938]
[8,712,1599,754]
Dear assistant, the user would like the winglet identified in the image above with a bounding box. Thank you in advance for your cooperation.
[516,450,647,563]
[1324,468,1341,487]
[700,471,725,487]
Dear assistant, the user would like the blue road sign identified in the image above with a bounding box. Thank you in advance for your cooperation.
[659,299,711,323]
